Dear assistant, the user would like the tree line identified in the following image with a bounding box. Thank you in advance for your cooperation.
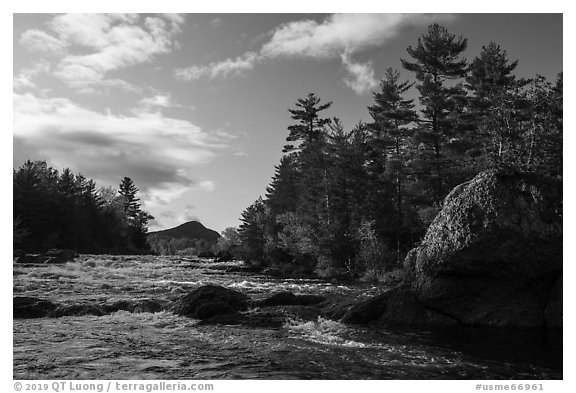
[13,160,154,254]
[228,23,562,280]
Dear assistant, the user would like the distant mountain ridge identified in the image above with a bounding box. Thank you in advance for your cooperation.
[148,221,220,242]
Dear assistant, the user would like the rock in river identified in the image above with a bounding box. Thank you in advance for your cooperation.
[172,285,249,319]
[14,296,57,318]
[345,170,562,329]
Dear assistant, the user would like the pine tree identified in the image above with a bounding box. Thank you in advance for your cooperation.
[265,154,299,216]
[367,68,418,263]
[238,197,267,264]
[466,42,524,169]
[118,177,142,222]
[283,92,333,152]
[402,23,469,202]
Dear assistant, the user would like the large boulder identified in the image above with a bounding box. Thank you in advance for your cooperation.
[172,285,249,319]
[14,296,57,318]
[342,171,562,329]
[406,170,562,328]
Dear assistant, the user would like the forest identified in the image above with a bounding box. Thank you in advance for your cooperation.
[13,23,562,280]
[13,162,154,254]
[225,23,563,280]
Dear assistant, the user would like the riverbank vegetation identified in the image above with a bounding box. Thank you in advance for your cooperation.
[230,23,562,280]
[13,162,154,254]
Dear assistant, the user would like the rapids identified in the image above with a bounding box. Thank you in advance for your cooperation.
[13,256,562,379]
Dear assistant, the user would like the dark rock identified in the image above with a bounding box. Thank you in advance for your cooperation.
[15,254,49,264]
[198,305,320,328]
[51,303,105,317]
[319,299,357,321]
[134,299,165,313]
[14,296,57,318]
[344,171,562,330]
[43,249,79,263]
[545,275,562,329]
[214,253,234,262]
[407,171,562,328]
[257,291,326,307]
[343,286,461,327]
[172,285,249,319]
[342,292,390,325]
[102,300,137,313]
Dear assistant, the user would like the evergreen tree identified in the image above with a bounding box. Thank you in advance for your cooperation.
[367,68,418,263]
[465,42,525,169]
[118,177,142,222]
[402,23,469,202]
[117,177,153,252]
[283,92,333,152]
[238,197,267,264]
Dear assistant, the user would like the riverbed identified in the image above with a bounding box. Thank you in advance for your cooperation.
[13,255,562,379]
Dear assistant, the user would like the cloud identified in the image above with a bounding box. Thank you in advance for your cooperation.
[13,92,228,206]
[176,13,455,93]
[13,61,51,91]
[175,52,259,81]
[198,180,216,192]
[210,17,223,28]
[340,52,379,94]
[138,94,172,108]
[20,29,66,54]
[137,93,196,111]
[19,14,184,94]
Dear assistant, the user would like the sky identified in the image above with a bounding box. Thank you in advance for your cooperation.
[12,13,563,233]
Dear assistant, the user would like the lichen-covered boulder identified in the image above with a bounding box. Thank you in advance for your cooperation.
[408,170,562,328]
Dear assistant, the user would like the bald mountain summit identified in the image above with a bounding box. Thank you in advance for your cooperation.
[147,221,221,256]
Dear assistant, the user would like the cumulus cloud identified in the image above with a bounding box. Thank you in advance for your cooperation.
[176,13,455,93]
[175,52,259,81]
[13,61,51,91]
[13,92,226,205]
[20,29,66,54]
[340,52,379,94]
[19,13,184,94]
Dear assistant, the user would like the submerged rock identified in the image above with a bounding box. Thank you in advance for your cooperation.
[173,285,249,319]
[52,303,106,317]
[14,249,79,265]
[199,305,321,328]
[13,296,57,318]
[44,249,79,263]
[257,291,325,307]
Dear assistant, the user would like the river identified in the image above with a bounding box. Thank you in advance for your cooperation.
[13,255,562,379]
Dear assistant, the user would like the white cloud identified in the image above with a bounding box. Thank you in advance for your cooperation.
[261,14,453,59]
[137,93,196,111]
[198,180,216,192]
[138,94,172,108]
[340,52,379,94]
[20,29,66,54]
[19,14,184,94]
[176,13,455,93]
[175,52,259,81]
[14,61,51,91]
[13,92,227,206]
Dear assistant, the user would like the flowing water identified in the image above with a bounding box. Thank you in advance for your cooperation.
[13,256,562,379]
